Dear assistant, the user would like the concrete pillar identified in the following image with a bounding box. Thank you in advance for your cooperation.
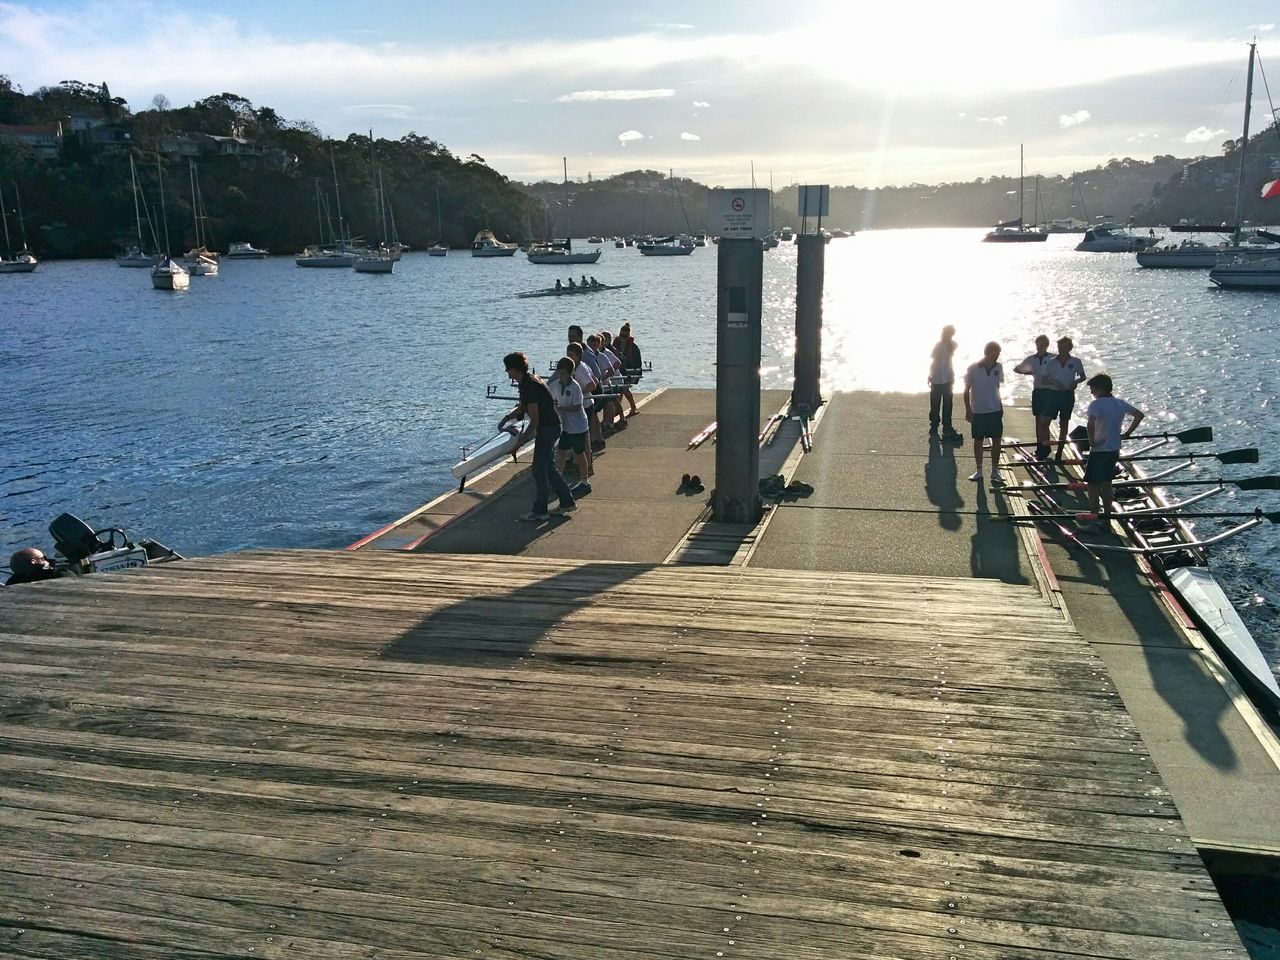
[793,233,825,414]
[714,238,763,524]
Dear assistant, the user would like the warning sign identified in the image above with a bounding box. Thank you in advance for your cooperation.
[709,188,771,239]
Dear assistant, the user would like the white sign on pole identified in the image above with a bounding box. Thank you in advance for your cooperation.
[709,188,771,239]
[797,184,829,217]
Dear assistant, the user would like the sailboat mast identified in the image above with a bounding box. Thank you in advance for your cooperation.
[435,182,443,240]
[314,177,324,242]
[1019,144,1025,227]
[130,155,144,247]
[330,145,346,246]
[13,183,28,250]
[0,182,11,255]
[156,154,171,255]
[562,156,570,241]
[1231,41,1257,245]
[189,159,199,249]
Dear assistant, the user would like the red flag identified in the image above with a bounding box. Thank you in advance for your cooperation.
[1263,178,1280,199]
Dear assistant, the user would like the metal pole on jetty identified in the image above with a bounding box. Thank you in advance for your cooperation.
[714,236,763,523]
[793,185,828,414]
[709,188,770,524]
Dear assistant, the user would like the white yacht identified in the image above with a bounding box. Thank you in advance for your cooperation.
[226,241,268,259]
[1209,254,1280,290]
[637,234,696,256]
[1075,223,1161,252]
[117,245,159,268]
[296,245,357,268]
[471,229,517,257]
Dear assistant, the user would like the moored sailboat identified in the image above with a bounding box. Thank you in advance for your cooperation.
[0,182,38,273]
[983,146,1047,243]
[150,155,189,291]
[117,154,160,268]
[184,160,218,276]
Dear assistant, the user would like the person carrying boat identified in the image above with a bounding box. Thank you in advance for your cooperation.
[616,323,643,414]
[601,330,638,419]
[499,352,576,522]
[1013,334,1053,460]
[1039,337,1087,463]
[963,341,1005,485]
[569,324,607,452]
[552,356,592,494]
[5,547,63,587]
[927,325,962,442]
[1082,373,1144,525]
[566,341,600,475]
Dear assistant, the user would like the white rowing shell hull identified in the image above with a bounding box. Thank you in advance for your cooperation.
[1167,566,1280,709]
[452,422,530,479]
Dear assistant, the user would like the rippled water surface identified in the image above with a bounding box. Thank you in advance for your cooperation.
[4,230,1279,672]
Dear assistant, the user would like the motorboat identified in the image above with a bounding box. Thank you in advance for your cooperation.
[526,239,602,264]
[1209,254,1280,289]
[471,229,518,257]
[225,241,268,259]
[637,235,695,256]
[587,236,605,244]
[427,244,448,257]
[1075,223,1161,252]
[150,255,189,291]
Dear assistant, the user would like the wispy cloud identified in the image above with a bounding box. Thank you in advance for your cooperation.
[339,103,414,118]
[680,131,700,141]
[692,100,711,108]
[617,129,645,145]
[1059,109,1091,128]
[1184,126,1227,144]
[977,115,1008,126]
[1250,22,1275,31]
[557,89,675,103]
[656,22,695,30]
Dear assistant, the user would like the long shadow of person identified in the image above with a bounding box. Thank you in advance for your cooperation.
[924,436,963,532]
[380,561,653,666]
[968,481,1029,584]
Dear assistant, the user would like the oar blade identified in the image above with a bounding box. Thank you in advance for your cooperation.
[1234,475,1280,491]
[1216,448,1259,465]
[1265,511,1280,525]
[1176,427,1214,444]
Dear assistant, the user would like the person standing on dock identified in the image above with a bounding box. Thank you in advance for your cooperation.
[1082,373,1144,524]
[499,352,576,521]
[569,325,607,452]
[963,341,1006,485]
[1013,335,1053,460]
[1040,337,1087,463]
[927,325,962,442]
[616,322,643,416]
[552,357,592,495]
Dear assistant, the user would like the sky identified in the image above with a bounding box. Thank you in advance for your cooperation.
[2,1,1278,187]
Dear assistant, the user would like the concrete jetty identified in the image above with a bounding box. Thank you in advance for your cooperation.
[1,387,1273,957]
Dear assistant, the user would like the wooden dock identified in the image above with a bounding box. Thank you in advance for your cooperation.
[0,549,1243,957]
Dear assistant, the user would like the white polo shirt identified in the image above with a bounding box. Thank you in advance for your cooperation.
[1014,352,1051,388]
[552,376,589,434]
[964,361,1004,414]
[1041,355,1086,391]
[1086,396,1139,452]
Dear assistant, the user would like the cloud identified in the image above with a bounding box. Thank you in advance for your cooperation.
[977,115,1007,125]
[617,129,645,145]
[656,22,695,30]
[692,100,710,108]
[1058,109,1091,128]
[557,89,675,103]
[680,131,700,140]
[1184,126,1226,144]
[338,103,413,118]
[1250,23,1275,31]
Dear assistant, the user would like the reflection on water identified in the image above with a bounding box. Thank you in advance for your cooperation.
[3,230,1279,671]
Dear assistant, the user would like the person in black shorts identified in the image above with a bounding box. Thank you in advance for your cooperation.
[499,351,576,522]
[1013,335,1052,460]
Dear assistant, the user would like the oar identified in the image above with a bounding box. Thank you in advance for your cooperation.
[1002,509,1280,523]
[1057,448,1259,467]
[1018,475,1280,492]
[688,421,717,450]
[1002,425,1213,451]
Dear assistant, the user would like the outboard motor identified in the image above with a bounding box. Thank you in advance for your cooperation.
[48,513,181,574]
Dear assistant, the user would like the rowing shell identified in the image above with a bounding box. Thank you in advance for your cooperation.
[516,283,631,299]
[452,420,531,480]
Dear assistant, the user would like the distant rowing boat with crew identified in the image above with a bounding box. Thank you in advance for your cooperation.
[516,281,630,299]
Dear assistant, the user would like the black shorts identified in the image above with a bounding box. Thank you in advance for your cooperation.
[557,430,588,454]
[1084,450,1120,483]
[1036,389,1075,420]
[971,410,1003,440]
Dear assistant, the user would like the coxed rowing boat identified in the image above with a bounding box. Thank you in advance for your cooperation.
[1006,427,1280,717]
[516,283,630,299]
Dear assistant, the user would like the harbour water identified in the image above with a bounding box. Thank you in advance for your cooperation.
[3,229,1279,678]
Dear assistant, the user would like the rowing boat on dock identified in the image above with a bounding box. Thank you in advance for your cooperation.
[1007,428,1280,717]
